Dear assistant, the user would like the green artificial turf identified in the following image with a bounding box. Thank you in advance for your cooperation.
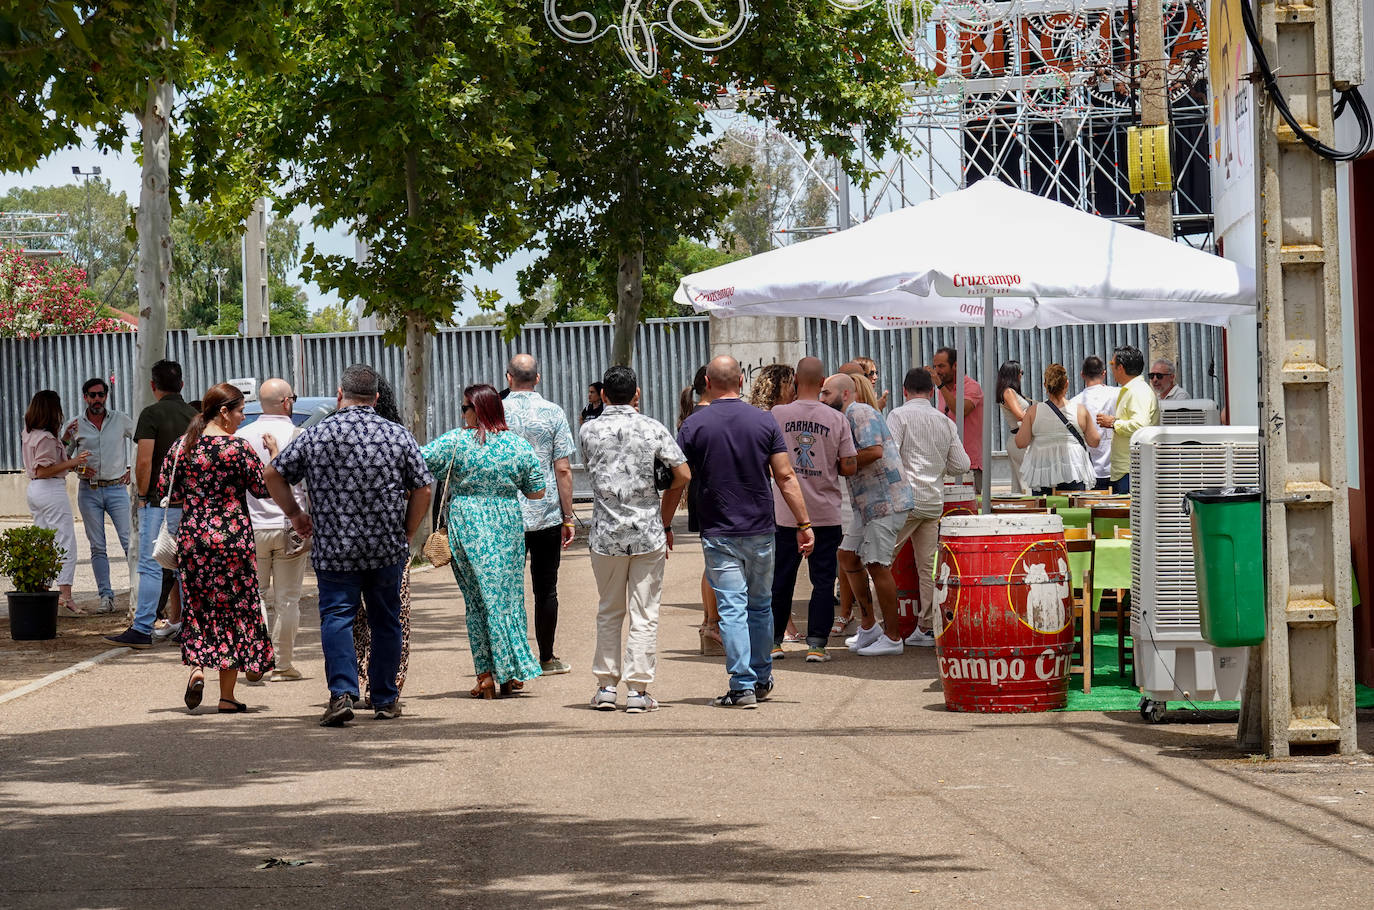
[1056,621,1374,713]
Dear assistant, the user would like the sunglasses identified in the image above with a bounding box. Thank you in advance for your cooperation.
[461,403,474,412]
[1148,372,1170,380]
[866,371,879,379]
[86,391,107,398]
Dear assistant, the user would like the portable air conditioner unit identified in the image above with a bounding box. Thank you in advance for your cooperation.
[1130,426,1260,704]
[1159,398,1220,426]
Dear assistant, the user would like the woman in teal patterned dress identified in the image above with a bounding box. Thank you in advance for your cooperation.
[422,384,546,699]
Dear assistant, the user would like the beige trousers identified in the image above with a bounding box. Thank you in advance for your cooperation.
[590,548,666,689]
[255,528,309,671]
[894,513,941,632]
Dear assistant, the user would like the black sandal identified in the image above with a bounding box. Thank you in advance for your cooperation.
[184,671,204,711]
[217,698,248,713]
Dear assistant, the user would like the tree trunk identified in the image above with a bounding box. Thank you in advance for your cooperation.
[610,246,643,367]
[403,314,428,444]
[129,59,175,607]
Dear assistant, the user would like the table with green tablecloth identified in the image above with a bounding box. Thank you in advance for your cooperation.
[1044,494,1071,511]
[1066,538,1132,610]
[1056,506,1090,528]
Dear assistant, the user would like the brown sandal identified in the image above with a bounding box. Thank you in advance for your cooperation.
[469,673,495,699]
[499,679,525,697]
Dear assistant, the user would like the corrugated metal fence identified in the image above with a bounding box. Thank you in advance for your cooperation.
[1,318,1220,471]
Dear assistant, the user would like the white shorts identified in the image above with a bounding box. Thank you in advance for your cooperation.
[841,510,909,567]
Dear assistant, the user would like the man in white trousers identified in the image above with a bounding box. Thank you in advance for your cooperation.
[580,365,690,714]
[236,378,311,681]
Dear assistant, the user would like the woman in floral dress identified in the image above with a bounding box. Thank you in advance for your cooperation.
[422,384,545,699]
[158,383,275,713]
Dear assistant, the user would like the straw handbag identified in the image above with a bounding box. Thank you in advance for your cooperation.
[152,445,182,570]
[422,453,456,567]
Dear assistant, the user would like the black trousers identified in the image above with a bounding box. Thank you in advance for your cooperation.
[526,525,563,662]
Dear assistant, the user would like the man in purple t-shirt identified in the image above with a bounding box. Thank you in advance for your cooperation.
[678,356,815,708]
[769,357,857,661]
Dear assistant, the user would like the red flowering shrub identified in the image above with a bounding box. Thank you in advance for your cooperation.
[0,248,132,337]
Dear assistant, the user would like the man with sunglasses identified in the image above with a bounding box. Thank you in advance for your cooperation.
[1148,359,1190,400]
[62,377,135,614]
[1094,345,1160,494]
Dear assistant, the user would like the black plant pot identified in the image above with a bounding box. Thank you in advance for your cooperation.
[7,590,59,641]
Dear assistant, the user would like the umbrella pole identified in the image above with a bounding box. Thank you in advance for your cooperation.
[957,323,967,494]
[981,296,994,513]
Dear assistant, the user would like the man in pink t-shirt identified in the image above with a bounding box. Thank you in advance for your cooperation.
[931,346,984,488]
[769,357,858,660]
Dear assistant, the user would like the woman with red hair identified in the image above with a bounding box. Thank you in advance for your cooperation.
[422,384,546,698]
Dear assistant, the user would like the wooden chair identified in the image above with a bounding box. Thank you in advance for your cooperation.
[1114,526,1133,539]
[1090,505,1131,540]
[1091,504,1134,678]
[991,504,1049,514]
[1065,538,1094,693]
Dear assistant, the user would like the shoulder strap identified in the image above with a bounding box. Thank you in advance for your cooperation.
[160,441,182,508]
[1044,401,1089,452]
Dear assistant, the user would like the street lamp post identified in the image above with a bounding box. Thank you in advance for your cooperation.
[211,267,228,328]
[71,166,101,273]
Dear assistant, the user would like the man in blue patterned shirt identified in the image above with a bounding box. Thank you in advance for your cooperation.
[503,354,577,675]
[265,364,433,727]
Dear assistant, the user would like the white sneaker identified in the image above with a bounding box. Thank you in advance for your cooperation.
[151,621,182,643]
[903,627,936,648]
[97,595,117,614]
[846,623,883,652]
[857,634,905,656]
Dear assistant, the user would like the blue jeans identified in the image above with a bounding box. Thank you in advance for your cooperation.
[134,504,182,634]
[317,562,406,707]
[702,534,775,692]
[772,524,843,650]
[78,484,132,598]
[1111,474,1131,494]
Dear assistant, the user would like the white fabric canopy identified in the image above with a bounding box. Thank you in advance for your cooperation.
[674,178,1256,328]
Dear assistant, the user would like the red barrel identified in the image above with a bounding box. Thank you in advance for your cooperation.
[942,482,976,517]
[893,483,981,639]
[932,514,1073,712]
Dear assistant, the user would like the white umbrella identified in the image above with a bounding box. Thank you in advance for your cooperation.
[674,178,1257,508]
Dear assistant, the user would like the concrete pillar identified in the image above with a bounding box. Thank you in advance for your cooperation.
[707,314,806,396]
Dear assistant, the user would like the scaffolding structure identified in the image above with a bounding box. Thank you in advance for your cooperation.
[714,0,1214,244]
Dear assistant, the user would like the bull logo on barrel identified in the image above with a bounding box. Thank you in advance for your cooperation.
[1007,540,1072,634]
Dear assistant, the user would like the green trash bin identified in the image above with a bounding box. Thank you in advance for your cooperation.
[1183,487,1265,647]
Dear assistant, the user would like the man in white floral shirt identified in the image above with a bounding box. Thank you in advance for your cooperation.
[504,354,577,675]
[579,366,690,713]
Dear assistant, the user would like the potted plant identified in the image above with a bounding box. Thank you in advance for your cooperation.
[0,525,64,641]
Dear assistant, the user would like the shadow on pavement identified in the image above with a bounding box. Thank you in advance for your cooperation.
[0,796,987,908]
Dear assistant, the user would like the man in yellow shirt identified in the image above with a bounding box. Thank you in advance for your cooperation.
[1094,344,1160,493]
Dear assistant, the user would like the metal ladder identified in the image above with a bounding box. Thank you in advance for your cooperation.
[1243,0,1359,755]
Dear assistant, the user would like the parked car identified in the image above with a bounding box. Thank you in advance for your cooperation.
[240,396,337,428]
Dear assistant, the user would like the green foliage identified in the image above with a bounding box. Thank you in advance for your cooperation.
[536,237,742,323]
[268,283,311,335]
[715,132,837,256]
[163,203,307,334]
[307,302,357,334]
[0,526,64,593]
[512,3,927,340]
[0,1,288,171]
[186,0,562,346]
[0,181,138,313]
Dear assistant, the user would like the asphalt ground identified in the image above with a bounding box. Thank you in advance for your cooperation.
[2,526,1374,908]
